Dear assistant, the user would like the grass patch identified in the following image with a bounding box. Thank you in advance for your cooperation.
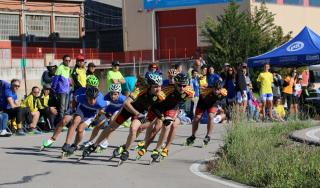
[212,121,320,188]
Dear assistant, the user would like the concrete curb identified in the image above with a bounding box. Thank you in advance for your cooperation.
[189,157,251,188]
[289,126,320,146]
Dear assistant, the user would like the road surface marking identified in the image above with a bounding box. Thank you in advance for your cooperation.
[190,160,247,188]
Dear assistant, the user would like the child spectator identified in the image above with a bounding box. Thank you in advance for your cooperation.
[273,97,286,122]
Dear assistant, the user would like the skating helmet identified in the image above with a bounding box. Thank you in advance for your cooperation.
[109,84,122,93]
[85,86,100,98]
[174,73,189,85]
[145,73,163,86]
[86,75,99,87]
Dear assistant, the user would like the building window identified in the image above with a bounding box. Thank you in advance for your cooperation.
[255,0,276,3]
[310,0,320,7]
[0,14,19,40]
[283,0,303,5]
[55,16,79,38]
[26,15,50,37]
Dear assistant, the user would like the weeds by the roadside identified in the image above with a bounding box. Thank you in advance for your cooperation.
[212,121,320,188]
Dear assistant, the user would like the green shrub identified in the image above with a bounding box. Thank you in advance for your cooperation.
[213,121,320,188]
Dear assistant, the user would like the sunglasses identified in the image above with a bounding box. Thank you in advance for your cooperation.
[12,84,20,88]
[178,84,187,88]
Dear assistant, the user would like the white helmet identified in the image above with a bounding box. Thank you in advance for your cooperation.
[109,84,122,93]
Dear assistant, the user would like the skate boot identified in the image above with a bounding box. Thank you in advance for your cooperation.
[184,135,196,146]
[118,150,129,166]
[61,143,71,158]
[69,144,78,153]
[160,148,169,160]
[79,141,93,150]
[81,144,97,160]
[40,138,55,151]
[134,141,145,151]
[202,135,210,147]
[136,147,146,160]
[96,140,109,153]
[108,145,125,161]
[149,149,160,164]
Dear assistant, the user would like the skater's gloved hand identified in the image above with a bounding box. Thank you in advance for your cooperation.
[162,117,173,126]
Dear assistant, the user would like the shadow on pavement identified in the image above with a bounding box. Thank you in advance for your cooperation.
[0,171,51,186]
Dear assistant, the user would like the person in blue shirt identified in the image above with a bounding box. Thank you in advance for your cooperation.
[207,66,221,87]
[61,86,108,156]
[81,84,126,151]
[2,79,28,136]
[190,70,200,119]
[41,75,101,150]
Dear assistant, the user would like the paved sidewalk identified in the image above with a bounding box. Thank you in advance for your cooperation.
[290,126,320,145]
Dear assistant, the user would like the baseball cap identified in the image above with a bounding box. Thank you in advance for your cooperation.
[242,63,247,67]
[112,61,120,66]
[224,63,230,67]
[88,62,96,67]
[76,54,85,61]
[47,61,57,67]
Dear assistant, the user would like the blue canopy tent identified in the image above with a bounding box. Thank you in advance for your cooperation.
[248,26,320,68]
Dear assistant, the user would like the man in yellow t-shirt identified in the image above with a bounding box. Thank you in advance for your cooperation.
[257,63,273,120]
[106,61,126,92]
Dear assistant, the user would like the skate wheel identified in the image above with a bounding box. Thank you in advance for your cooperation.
[60,152,66,159]
[77,156,83,162]
[117,160,123,167]
[39,146,44,151]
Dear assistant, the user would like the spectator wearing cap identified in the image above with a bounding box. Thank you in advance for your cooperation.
[235,63,248,111]
[106,61,125,92]
[71,54,86,91]
[41,61,57,86]
[38,84,57,130]
[87,62,96,76]
[51,54,71,121]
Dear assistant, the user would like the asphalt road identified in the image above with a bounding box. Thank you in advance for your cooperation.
[0,124,234,188]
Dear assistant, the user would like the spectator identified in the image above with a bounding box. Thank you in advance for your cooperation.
[225,67,236,106]
[199,65,208,88]
[282,69,296,114]
[21,86,42,134]
[145,63,161,78]
[122,69,137,97]
[220,63,231,81]
[292,75,302,118]
[174,63,183,74]
[41,62,57,86]
[2,79,28,135]
[87,62,96,76]
[71,54,86,91]
[273,97,285,122]
[257,63,274,121]
[106,61,125,92]
[190,70,200,119]
[247,91,260,122]
[301,68,309,89]
[272,70,283,98]
[207,66,221,87]
[235,63,248,111]
[51,54,71,122]
[0,112,11,137]
[188,59,202,78]
[38,84,57,130]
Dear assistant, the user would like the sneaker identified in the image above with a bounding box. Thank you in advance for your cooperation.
[43,139,55,148]
[213,115,222,124]
[62,126,68,132]
[0,129,12,137]
[161,148,169,157]
[28,129,42,135]
[16,129,26,136]
[99,140,109,149]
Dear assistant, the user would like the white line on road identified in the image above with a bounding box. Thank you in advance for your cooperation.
[306,128,320,141]
[189,160,247,188]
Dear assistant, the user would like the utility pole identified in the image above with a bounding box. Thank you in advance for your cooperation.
[151,9,155,63]
[21,0,27,97]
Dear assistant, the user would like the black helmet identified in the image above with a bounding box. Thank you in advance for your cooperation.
[174,73,189,85]
[212,80,224,89]
[85,86,99,98]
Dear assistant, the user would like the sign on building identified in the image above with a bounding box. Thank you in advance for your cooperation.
[144,0,241,9]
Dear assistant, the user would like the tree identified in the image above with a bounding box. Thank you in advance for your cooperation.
[201,1,291,70]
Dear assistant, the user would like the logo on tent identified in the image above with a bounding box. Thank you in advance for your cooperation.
[287,41,304,52]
